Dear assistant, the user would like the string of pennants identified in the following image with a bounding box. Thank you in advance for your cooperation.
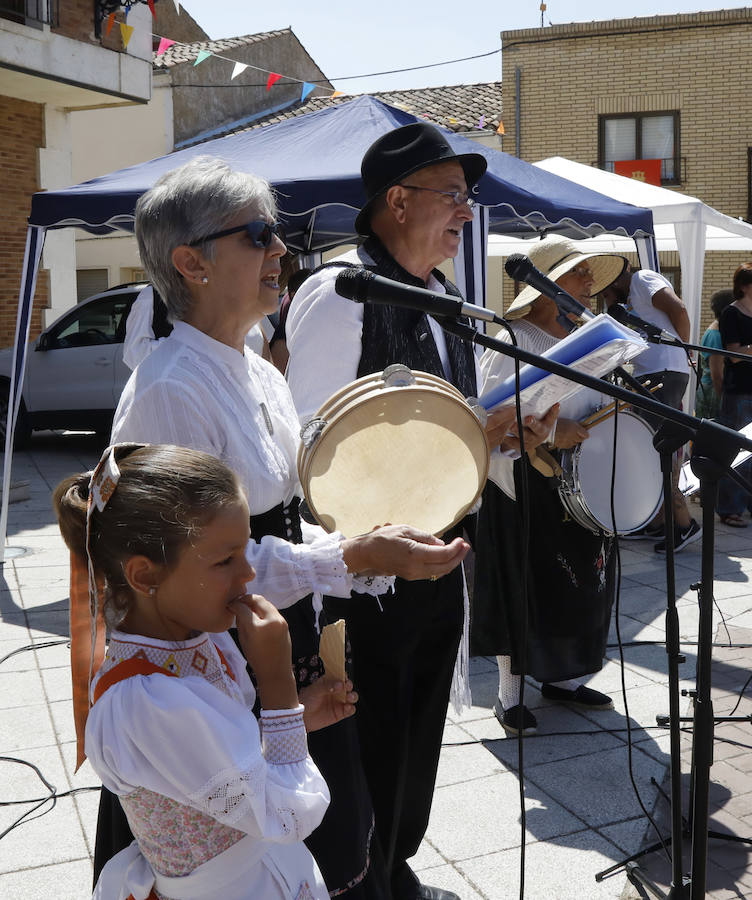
[104,0,503,132]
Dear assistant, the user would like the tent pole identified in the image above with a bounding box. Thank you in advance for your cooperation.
[1,225,44,565]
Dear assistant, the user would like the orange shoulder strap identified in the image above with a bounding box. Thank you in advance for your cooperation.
[92,658,178,704]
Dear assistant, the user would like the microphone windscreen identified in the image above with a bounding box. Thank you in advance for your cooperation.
[606,303,628,324]
[504,253,531,280]
[334,267,370,302]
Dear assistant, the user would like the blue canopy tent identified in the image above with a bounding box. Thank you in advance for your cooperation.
[3,96,655,557]
[29,95,654,248]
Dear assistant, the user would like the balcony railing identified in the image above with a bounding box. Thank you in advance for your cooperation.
[0,0,57,28]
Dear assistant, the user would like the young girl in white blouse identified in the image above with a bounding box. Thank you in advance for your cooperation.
[54,443,330,900]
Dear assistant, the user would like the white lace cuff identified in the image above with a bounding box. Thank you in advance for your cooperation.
[352,574,395,598]
[188,754,267,827]
[291,530,354,597]
[260,705,308,764]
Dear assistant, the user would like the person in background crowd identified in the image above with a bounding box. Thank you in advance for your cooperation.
[123,282,272,369]
[717,264,752,526]
[269,267,312,374]
[601,265,701,553]
[695,289,734,420]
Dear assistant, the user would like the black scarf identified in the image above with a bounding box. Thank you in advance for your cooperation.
[352,235,478,398]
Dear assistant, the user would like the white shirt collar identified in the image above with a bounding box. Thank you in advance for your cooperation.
[171,321,250,376]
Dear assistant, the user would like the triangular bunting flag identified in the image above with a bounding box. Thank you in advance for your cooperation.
[266,72,282,90]
[173,0,181,11]
[147,0,156,17]
[301,82,316,101]
[120,22,134,48]
[496,120,505,135]
[106,11,115,35]
[231,61,248,80]
[193,49,212,67]
[331,90,343,98]
[157,38,176,55]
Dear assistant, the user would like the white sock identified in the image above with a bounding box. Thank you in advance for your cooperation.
[547,678,581,691]
[496,655,522,709]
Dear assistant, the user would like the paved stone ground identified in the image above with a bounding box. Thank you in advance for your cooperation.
[0,432,751,899]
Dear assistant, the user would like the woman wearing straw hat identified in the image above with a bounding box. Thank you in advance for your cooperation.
[472,234,628,734]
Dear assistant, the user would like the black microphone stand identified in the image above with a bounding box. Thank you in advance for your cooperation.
[438,315,752,900]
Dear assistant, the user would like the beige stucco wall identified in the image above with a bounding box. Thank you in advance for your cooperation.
[500,7,752,332]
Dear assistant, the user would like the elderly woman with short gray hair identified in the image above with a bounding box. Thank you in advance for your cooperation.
[95,155,469,900]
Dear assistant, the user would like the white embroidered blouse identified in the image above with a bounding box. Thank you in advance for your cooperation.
[86,630,329,887]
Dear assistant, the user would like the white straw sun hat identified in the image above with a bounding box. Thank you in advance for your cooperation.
[504,234,627,319]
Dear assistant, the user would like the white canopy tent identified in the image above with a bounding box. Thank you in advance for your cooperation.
[528,157,752,343]
[489,223,752,259]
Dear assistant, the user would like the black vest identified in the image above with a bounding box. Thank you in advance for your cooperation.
[319,236,478,399]
[358,237,477,398]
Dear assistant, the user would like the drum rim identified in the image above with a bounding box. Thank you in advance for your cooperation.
[301,381,488,489]
[300,383,489,537]
[558,408,663,535]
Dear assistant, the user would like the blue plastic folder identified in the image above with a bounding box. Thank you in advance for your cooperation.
[479,314,647,415]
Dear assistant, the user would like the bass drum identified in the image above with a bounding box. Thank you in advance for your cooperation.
[298,365,489,538]
[558,409,663,535]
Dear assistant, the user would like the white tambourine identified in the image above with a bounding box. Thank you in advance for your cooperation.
[298,365,489,537]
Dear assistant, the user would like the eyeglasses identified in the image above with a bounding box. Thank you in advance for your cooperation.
[189,220,286,248]
[398,184,475,209]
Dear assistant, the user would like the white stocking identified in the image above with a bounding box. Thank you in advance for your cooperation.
[496,654,522,709]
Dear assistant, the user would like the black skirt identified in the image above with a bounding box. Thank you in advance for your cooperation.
[471,462,615,683]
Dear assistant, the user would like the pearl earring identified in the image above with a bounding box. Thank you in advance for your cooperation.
[149,586,157,597]
[201,276,208,285]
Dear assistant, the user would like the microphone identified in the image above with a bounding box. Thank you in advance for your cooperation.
[334,268,500,324]
[606,302,682,344]
[504,253,595,322]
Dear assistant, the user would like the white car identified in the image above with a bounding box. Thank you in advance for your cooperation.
[0,283,146,446]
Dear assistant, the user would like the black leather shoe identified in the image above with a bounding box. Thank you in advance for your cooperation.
[418,885,461,900]
[493,698,537,735]
[540,683,613,709]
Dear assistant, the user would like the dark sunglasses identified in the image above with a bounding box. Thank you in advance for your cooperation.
[189,220,285,248]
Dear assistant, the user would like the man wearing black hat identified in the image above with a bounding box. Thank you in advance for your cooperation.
[287,123,552,900]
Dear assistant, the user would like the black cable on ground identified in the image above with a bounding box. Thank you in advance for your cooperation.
[0,640,99,843]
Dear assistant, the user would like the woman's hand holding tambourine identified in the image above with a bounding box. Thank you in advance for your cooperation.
[341,525,469,582]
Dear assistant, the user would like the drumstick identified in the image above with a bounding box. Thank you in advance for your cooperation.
[581,383,663,430]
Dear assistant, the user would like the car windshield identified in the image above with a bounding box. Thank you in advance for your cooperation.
[48,295,134,349]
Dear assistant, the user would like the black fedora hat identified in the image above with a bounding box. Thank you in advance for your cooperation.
[354,122,487,234]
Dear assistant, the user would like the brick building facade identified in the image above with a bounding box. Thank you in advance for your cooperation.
[500,7,752,330]
[0,94,47,344]
[0,0,151,348]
